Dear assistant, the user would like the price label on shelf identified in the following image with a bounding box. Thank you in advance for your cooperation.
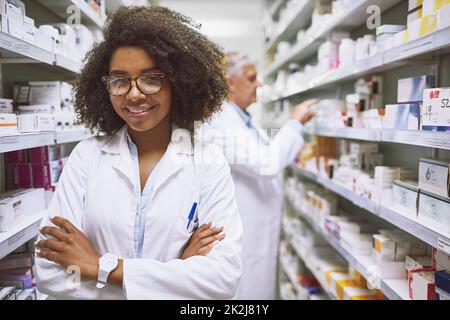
[438,238,450,256]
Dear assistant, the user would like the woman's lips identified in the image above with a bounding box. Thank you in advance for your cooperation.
[124,105,156,118]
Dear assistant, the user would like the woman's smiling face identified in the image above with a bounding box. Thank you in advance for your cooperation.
[108,46,172,133]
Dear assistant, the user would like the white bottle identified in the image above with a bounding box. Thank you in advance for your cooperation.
[339,38,355,67]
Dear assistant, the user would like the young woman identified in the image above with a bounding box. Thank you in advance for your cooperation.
[35,6,243,300]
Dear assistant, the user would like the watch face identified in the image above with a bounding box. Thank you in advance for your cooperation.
[101,253,118,270]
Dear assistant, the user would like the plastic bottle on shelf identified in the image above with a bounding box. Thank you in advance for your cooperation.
[338,38,355,68]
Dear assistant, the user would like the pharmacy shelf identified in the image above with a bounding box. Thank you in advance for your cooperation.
[0,132,56,153]
[285,197,410,300]
[279,256,304,296]
[55,129,92,144]
[317,175,378,214]
[266,25,450,101]
[0,211,45,260]
[291,166,450,250]
[306,128,382,142]
[0,31,54,65]
[303,128,450,150]
[283,226,337,300]
[0,130,93,153]
[378,205,450,252]
[0,31,82,76]
[36,0,106,28]
[266,0,314,52]
[381,130,450,150]
[55,54,82,75]
[264,0,402,78]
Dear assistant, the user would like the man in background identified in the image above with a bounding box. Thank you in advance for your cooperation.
[201,52,317,299]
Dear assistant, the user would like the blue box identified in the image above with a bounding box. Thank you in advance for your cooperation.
[383,104,420,130]
[398,75,435,103]
[435,271,450,300]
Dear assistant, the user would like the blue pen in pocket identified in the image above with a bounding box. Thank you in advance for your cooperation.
[186,202,198,230]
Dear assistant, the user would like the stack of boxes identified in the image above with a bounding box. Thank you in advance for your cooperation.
[0,241,37,300]
[387,0,450,48]
[372,229,429,282]
[0,0,103,63]
[0,188,46,232]
[433,248,450,300]
[5,145,67,192]
[417,158,450,234]
[13,81,77,132]
[0,97,17,135]
[383,75,435,131]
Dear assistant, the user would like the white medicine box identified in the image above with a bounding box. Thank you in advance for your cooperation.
[421,88,450,132]
[418,190,450,234]
[392,180,419,218]
[418,158,450,198]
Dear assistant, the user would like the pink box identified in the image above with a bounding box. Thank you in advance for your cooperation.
[5,150,28,164]
[6,163,33,189]
[31,160,63,189]
[29,145,61,163]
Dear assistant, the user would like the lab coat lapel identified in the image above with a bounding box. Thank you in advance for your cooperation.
[100,127,136,188]
[152,127,193,193]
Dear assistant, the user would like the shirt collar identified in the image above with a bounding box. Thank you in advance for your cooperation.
[230,101,252,127]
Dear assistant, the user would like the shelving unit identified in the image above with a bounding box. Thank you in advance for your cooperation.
[0,130,93,153]
[0,211,46,260]
[291,165,450,252]
[264,0,403,78]
[0,0,101,299]
[284,197,410,300]
[302,128,450,150]
[266,25,450,102]
[283,222,336,300]
[266,0,314,52]
[36,0,106,28]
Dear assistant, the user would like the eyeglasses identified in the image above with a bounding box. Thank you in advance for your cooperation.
[102,73,167,96]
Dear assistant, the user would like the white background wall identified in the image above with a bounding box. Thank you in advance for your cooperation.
[159,0,266,119]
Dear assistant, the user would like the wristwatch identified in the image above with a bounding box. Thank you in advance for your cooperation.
[96,253,118,289]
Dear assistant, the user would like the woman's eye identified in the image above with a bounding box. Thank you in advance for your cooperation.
[111,78,128,86]
[141,76,159,84]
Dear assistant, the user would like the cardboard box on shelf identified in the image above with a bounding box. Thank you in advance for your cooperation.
[29,145,61,163]
[392,180,419,218]
[0,188,46,232]
[418,158,450,198]
[418,190,450,234]
[437,4,450,29]
[0,113,18,135]
[435,270,450,300]
[31,160,63,189]
[398,76,435,104]
[421,88,450,132]
[408,269,435,300]
[383,104,420,130]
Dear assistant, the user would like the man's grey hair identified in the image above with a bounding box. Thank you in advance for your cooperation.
[226,51,256,77]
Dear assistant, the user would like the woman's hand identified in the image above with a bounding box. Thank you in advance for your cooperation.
[36,216,101,281]
[180,222,225,260]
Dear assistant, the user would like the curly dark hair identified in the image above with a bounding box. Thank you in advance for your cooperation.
[74,6,228,135]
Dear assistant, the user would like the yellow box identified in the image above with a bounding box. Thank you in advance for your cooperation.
[423,0,450,15]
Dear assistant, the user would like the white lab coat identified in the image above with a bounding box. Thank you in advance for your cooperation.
[35,126,243,300]
[200,102,304,299]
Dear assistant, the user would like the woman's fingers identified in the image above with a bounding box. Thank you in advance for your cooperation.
[197,236,225,256]
[194,226,224,243]
[196,233,225,248]
[36,239,66,252]
[50,216,77,233]
[40,226,70,242]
